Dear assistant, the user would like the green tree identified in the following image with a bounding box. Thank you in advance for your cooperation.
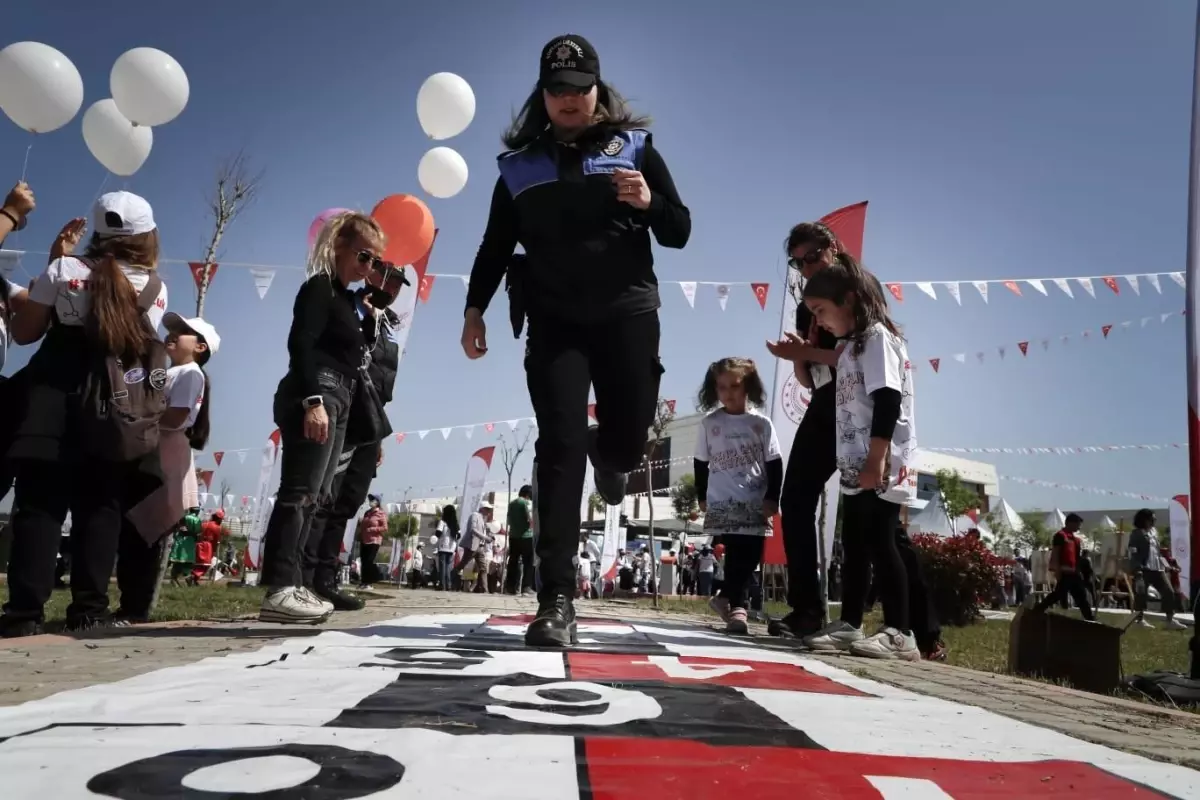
[935,469,980,521]
[587,492,604,518]
[670,473,699,521]
[1016,513,1053,551]
[387,513,419,539]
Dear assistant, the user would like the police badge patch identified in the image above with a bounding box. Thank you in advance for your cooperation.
[602,138,624,156]
[148,369,168,391]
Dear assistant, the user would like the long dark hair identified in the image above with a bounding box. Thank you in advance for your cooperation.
[801,257,899,355]
[502,80,651,151]
[83,229,161,359]
[441,505,459,534]
[187,348,212,451]
[1133,508,1155,530]
[697,357,768,412]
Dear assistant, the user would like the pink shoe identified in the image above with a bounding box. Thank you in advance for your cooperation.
[726,608,749,635]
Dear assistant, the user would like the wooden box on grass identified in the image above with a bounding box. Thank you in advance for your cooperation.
[1008,606,1123,694]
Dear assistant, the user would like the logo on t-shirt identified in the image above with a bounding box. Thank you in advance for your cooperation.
[780,373,810,425]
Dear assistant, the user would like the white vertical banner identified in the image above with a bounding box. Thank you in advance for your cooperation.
[388,540,404,579]
[768,271,841,572]
[246,431,281,570]
[581,458,594,521]
[457,446,497,521]
[339,517,358,565]
[387,229,438,359]
[600,503,622,582]
[1170,494,1191,601]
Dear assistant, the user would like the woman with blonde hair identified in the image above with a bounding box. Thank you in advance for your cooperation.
[258,211,386,624]
[2,192,169,637]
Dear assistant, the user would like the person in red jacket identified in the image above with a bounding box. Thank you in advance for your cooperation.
[357,495,388,588]
[191,510,226,584]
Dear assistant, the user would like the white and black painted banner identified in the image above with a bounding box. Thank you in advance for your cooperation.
[0,613,1195,798]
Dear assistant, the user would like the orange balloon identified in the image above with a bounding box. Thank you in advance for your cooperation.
[371,194,436,267]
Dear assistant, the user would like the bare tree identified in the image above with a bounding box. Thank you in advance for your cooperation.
[644,398,676,607]
[498,426,535,502]
[195,152,264,316]
[218,479,231,510]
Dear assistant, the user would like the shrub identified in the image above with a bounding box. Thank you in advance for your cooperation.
[911,532,1003,626]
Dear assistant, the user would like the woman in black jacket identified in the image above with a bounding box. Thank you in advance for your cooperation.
[258,211,385,624]
[460,34,690,646]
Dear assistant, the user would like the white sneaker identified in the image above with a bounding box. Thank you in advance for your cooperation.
[297,586,334,615]
[260,587,329,624]
[709,595,732,623]
[1166,618,1189,631]
[1136,618,1156,629]
[849,627,920,661]
[802,620,864,652]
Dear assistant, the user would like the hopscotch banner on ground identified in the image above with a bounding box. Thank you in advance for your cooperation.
[0,613,1195,798]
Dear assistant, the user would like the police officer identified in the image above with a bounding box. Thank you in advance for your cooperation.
[301,271,404,612]
[461,34,691,646]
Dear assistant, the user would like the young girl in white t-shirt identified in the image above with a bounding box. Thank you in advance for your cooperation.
[800,260,920,661]
[693,357,782,634]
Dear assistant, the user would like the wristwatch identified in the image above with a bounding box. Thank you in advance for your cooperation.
[302,395,323,410]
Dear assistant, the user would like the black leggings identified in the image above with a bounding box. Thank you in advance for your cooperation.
[840,491,909,632]
[715,536,765,611]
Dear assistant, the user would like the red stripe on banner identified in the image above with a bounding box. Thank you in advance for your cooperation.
[567,653,868,695]
[580,739,1174,800]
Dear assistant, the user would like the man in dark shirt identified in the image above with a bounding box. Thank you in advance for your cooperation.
[1034,512,1096,620]
[461,35,690,646]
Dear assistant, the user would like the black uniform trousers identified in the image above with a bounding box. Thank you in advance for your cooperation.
[302,441,378,588]
[525,310,663,602]
[779,384,836,620]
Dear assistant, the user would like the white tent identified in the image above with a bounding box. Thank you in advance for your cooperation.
[991,498,1026,532]
[1097,515,1117,531]
[1044,508,1067,530]
[910,495,955,537]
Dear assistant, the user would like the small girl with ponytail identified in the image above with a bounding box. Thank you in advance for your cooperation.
[798,258,921,661]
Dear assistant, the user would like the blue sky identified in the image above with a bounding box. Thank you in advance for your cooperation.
[0,0,1195,513]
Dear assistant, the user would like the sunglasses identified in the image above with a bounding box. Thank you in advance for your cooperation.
[544,82,595,98]
[357,250,385,271]
[787,247,827,270]
[366,261,410,296]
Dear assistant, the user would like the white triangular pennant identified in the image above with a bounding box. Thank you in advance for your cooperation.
[1120,320,1131,330]
[679,281,697,308]
[972,281,989,303]
[225,493,234,506]
[249,268,276,300]
[1162,312,1173,323]
[440,427,452,439]
[952,353,965,363]
[1041,338,1050,350]
[1145,273,1162,294]
[1169,272,1185,289]
[1075,277,1095,298]
[464,426,474,439]
[459,275,469,290]
[507,419,519,431]
[715,284,730,310]
[1123,275,1140,295]
[915,282,937,300]
[1141,316,1152,327]
[1025,279,1048,296]
[237,451,247,464]
[942,282,961,305]
[418,430,429,440]
[1052,278,1073,298]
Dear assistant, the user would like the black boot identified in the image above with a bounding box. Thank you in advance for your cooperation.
[588,428,627,506]
[314,579,365,611]
[525,594,578,647]
[768,610,822,639]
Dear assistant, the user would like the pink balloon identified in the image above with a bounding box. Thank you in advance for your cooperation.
[308,207,352,250]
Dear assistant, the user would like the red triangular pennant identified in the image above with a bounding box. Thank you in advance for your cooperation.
[886,283,903,302]
[484,422,495,432]
[198,469,214,489]
[665,399,677,415]
[929,358,940,373]
[1003,280,1022,297]
[189,262,218,290]
[418,274,435,303]
[213,451,224,466]
[1017,341,1029,356]
[750,282,769,310]
[1102,324,1113,338]
[1102,277,1119,295]
[395,432,406,444]
[818,201,868,260]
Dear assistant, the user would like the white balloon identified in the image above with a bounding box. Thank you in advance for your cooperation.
[416,73,475,140]
[111,47,190,127]
[0,42,84,133]
[418,147,469,199]
[82,99,153,177]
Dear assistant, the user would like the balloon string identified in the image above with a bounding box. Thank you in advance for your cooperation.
[19,142,32,182]
[89,172,111,211]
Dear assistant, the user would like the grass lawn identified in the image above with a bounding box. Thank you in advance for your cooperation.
[40,583,265,627]
[650,595,1191,679]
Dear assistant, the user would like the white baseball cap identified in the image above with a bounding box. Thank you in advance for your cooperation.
[478,501,493,510]
[163,313,221,355]
[93,191,156,238]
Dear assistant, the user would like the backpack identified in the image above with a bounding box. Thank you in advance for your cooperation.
[79,271,169,461]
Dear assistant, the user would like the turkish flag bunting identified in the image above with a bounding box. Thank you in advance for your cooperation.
[1102,324,1113,338]
[665,399,677,415]
[750,282,769,310]
[1102,276,1119,295]
[1003,280,1022,296]
[188,262,217,289]
[1018,341,1029,356]
[418,275,435,303]
[485,422,495,432]
[395,432,406,444]
[886,283,903,302]
[213,451,224,467]
[929,358,940,373]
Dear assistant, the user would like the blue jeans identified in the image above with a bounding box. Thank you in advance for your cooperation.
[439,552,455,591]
[261,368,353,589]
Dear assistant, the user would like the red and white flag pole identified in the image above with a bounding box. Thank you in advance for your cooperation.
[1185,3,1200,679]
